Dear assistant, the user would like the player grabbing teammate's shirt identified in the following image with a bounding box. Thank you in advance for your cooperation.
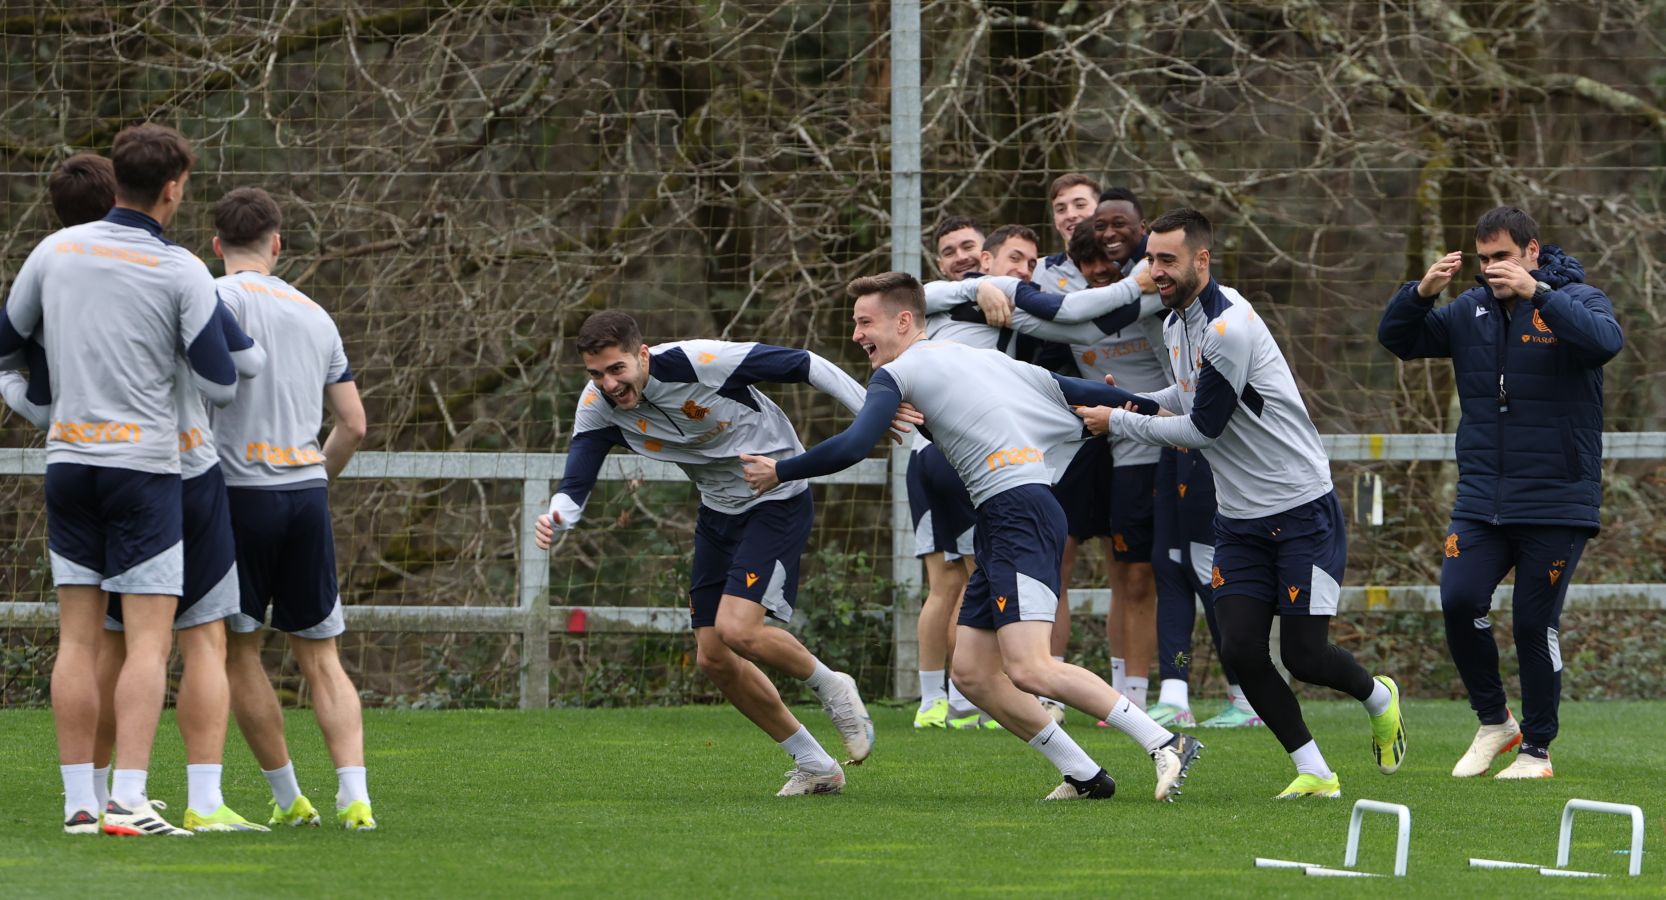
[535,312,906,797]
[742,272,1203,802]
[0,125,238,836]
[1084,209,1406,799]
[207,187,375,831]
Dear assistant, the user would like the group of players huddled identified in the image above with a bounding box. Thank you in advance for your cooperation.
[3,125,373,835]
[540,171,1618,802]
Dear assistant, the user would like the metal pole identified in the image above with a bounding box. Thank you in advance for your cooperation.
[888,0,923,699]
[519,479,552,709]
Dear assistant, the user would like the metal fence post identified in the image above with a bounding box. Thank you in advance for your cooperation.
[888,0,923,699]
[519,478,552,709]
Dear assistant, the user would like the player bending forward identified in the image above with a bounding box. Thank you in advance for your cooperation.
[535,312,903,797]
[742,273,1202,802]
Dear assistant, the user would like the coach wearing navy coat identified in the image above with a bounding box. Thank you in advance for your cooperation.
[1378,206,1622,781]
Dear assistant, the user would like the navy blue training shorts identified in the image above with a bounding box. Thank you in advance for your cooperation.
[907,442,976,559]
[1052,435,1112,541]
[959,484,1066,630]
[107,465,239,631]
[1108,462,1157,562]
[689,489,814,629]
[46,462,182,596]
[1211,490,1345,616]
[226,485,343,638]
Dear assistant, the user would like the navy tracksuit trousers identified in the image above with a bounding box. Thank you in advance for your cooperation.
[1440,519,1590,749]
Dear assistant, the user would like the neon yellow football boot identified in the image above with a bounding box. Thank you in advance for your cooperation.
[268,795,322,828]
[337,800,377,831]
[914,697,950,729]
[1369,675,1407,774]
[185,804,271,833]
[1275,773,1342,799]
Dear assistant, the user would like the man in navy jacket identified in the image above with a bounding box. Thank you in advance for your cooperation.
[1378,206,1623,780]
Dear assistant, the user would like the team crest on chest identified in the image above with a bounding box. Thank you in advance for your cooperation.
[681,399,710,421]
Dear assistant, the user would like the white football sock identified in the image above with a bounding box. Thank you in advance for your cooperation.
[92,765,110,812]
[1157,678,1189,710]
[803,659,838,697]
[1291,740,1334,779]
[263,761,303,809]
[947,679,976,715]
[111,769,148,809]
[187,763,224,813]
[1026,721,1099,781]
[1364,678,1392,716]
[1125,676,1150,710]
[1110,657,1127,694]
[1103,695,1173,753]
[61,763,97,817]
[918,669,946,708]
[779,725,839,775]
[1229,683,1255,713]
[335,766,369,809]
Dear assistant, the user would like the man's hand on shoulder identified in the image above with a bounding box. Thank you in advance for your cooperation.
[976,280,1013,328]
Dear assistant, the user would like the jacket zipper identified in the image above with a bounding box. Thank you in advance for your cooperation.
[1492,297,1508,525]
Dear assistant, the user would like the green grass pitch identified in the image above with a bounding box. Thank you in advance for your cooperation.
[1,701,1662,897]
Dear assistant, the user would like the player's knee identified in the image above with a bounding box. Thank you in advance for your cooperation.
[949,656,987,695]
[695,644,739,680]
[1002,660,1050,697]
[714,618,761,656]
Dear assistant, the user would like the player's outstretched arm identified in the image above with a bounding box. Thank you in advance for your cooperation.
[1110,321,1252,449]
[537,393,631,550]
[1048,372,1159,415]
[741,372,903,494]
[663,339,917,439]
[1006,265,1156,324]
[322,380,367,481]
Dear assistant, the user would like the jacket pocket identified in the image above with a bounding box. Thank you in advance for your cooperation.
[1556,419,1581,480]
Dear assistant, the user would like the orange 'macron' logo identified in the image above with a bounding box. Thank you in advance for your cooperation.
[1287,586,1301,602]
[985,446,1043,470]
[745,572,759,588]
[995,596,1008,613]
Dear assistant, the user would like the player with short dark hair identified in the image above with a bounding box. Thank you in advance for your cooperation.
[0,123,238,835]
[742,272,1204,802]
[535,310,919,797]
[207,186,377,830]
[47,153,116,228]
[1080,208,1405,800]
[1378,206,1622,780]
